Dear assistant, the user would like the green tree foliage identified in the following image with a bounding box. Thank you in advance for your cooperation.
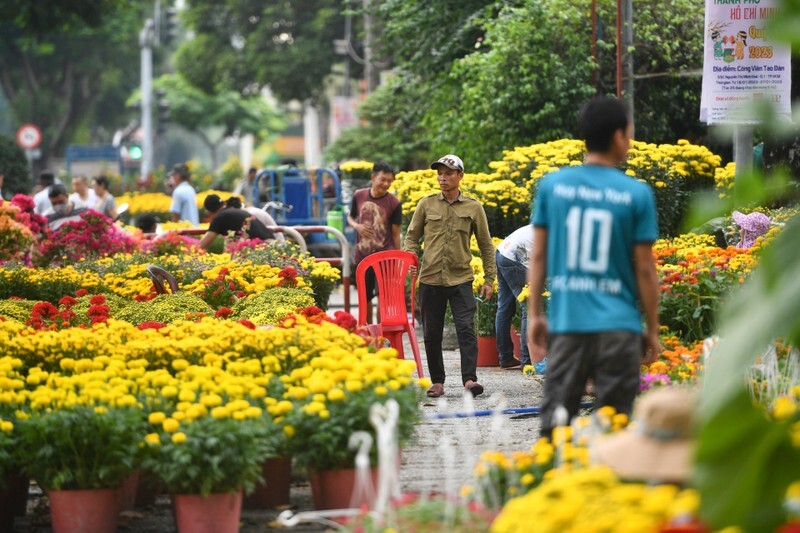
[0,134,30,194]
[0,1,147,169]
[425,0,597,169]
[376,0,496,77]
[152,74,285,170]
[324,74,430,169]
[340,0,706,169]
[176,0,348,105]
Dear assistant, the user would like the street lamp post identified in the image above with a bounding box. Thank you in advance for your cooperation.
[139,19,155,179]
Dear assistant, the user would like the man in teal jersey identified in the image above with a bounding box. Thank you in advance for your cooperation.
[527,97,661,438]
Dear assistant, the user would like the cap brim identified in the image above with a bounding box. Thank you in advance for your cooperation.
[431,162,461,171]
[593,432,692,484]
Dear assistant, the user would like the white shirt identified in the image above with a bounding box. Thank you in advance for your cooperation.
[34,188,51,214]
[497,225,534,263]
[69,190,98,210]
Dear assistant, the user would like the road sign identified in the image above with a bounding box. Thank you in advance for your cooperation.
[16,124,42,150]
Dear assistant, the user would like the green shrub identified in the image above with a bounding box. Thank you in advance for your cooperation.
[232,287,314,325]
[115,293,212,326]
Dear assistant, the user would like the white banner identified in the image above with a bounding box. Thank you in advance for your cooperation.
[700,0,792,124]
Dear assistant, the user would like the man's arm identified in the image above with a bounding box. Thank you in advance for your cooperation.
[391,224,401,250]
[634,243,661,365]
[527,226,549,361]
[403,202,424,254]
[199,230,218,250]
[473,205,495,299]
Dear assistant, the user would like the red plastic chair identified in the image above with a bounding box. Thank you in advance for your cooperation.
[356,250,424,378]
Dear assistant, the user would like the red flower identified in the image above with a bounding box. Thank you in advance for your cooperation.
[89,295,107,305]
[215,307,233,319]
[238,319,256,330]
[277,266,299,288]
[138,321,168,330]
[301,306,325,317]
[75,289,89,297]
[333,311,357,332]
[31,302,58,320]
[87,304,110,317]
[90,315,108,325]
[59,296,78,308]
[60,309,76,321]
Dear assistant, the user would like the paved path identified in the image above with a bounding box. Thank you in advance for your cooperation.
[328,284,545,494]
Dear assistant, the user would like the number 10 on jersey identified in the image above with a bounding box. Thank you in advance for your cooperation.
[565,206,612,274]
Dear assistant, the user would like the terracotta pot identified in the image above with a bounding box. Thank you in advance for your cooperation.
[510,327,522,360]
[118,469,140,512]
[476,336,499,367]
[243,457,292,509]
[308,467,380,510]
[172,490,242,533]
[49,487,120,533]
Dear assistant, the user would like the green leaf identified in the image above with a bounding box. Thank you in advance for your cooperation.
[695,387,800,531]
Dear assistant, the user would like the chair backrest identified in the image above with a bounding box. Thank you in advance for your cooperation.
[146,265,180,295]
[282,175,310,220]
[355,250,418,327]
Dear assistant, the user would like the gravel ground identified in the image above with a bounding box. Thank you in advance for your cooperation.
[10,286,546,532]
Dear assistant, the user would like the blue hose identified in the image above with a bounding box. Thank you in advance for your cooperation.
[424,401,594,420]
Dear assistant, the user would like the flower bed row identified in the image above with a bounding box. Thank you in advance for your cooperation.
[0,312,426,500]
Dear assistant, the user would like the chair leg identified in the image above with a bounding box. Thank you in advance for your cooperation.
[385,331,405,359]
[405,326,425,379]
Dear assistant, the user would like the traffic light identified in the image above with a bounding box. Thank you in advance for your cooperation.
[155,89,170,135]
[162,7,179,45]
[129,145,143,160]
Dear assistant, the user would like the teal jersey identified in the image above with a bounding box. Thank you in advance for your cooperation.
[532,165,658,333]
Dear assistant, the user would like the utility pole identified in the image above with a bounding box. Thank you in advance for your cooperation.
[616,0,635,127]
[139,19,155,179]
[363,0,380,93]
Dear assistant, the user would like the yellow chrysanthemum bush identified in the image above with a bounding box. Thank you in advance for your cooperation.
[117,189,244,218]
[339,160,375,181]
[0,313,425,496]
[490,139,723,237]
[391,170,530,238]
[490,466,701,533]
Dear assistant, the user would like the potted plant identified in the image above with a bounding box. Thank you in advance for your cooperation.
[280,347,422,510]
[0,417,24,531]
[475,292,499,366]
[17,406,144,533]
[142,413,271,533]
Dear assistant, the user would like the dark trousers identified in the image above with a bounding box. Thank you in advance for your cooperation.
[495,251,530,367]
[418,281,478,385]
[540,331,642,439]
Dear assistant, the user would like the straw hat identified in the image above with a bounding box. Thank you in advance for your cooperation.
[594,387,696,483]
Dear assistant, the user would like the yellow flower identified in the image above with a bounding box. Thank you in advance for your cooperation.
[171,432,187,444]
[148,411,166,425]
[162,418,180,433]
[283,425,296,437]
[145,433,161,445]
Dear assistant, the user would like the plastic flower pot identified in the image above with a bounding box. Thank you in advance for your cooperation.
[172,490,243,533]
[308,467,380,510]
[477,336,500,367]
[243,457,292,509]
[49,488,120,533]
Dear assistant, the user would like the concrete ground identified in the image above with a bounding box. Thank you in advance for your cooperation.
[329,283,546,495]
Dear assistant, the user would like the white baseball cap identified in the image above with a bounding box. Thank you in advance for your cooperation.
[431,154,464,172]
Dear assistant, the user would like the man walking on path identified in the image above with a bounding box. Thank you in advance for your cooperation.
[527,97,661,438]
[347,161,402,324]
[169,163,199,226]
[495,224,534,371]
[404,154,496,398]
